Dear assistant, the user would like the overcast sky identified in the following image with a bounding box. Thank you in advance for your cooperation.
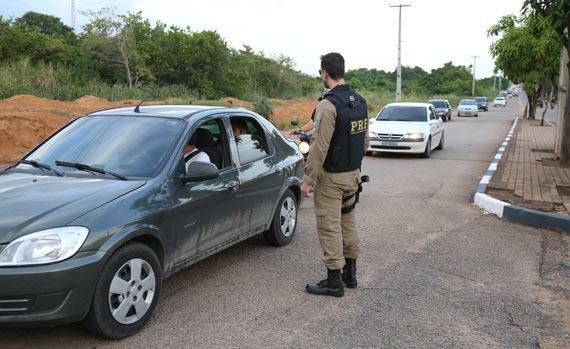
[1,0,525,78]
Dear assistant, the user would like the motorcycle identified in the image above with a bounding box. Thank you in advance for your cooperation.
[289,120,311,161]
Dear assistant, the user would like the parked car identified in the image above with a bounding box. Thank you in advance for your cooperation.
[428,99,452,122]
[457,99,479,117]
[367,102,444,158]
[475,97,488,111]
[0,105,304,339]
[493,96,507,107]
[512,91,520,97]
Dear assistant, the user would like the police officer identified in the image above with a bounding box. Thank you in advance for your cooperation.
[301,52,369,297]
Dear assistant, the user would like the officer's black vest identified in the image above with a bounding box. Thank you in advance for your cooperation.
[322,85,368,173]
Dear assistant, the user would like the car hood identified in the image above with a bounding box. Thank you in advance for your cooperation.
[459,105,477,109]
[370,121,428,135]
[0,171,146,244]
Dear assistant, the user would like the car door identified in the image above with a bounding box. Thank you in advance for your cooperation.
[166,116,242,266]
[228,114,282,235]
[428,107,442,147]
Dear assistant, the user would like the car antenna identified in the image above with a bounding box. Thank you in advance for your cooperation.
[134,100,145,113]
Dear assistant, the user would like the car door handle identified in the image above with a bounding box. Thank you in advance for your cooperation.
[224,180,239,191]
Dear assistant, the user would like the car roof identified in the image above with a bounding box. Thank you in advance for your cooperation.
[428,99,449,102]
[87,104,248,119]
[460,99,476,102]
[384,102,432,108]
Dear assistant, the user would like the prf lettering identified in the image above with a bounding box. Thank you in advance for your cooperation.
[350,119,367,134]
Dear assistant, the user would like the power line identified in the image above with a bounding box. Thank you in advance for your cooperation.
[390,3,411,102]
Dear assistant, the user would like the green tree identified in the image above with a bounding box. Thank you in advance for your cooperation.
[488,14,561,120]
[14,11,75,40]
[81,8,146,88]
[523,0,570,164]
[419,62,472,95]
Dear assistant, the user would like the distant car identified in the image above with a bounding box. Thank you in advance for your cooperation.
[457,99,479,117]
[494,96,507,107]
[475,97,488,111]
[499,90,508,97]
[512,91,519,97]
[428,99,452,122]
[0,105,304,338]
[367,102,444,158]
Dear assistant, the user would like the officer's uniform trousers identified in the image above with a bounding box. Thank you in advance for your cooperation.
[313,169,361,270]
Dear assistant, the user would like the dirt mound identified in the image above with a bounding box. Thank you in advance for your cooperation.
[0,94,317,165]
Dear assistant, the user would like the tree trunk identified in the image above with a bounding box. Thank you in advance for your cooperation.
[560,56,570,166]
[541,85,553,126]
[123,52,132,88]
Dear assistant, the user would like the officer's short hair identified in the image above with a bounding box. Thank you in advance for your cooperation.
[320,52,345,80]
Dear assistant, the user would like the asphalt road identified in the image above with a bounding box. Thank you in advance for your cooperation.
[1,98,568,348]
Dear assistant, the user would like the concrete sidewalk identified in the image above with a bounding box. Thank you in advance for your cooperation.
[488,118,570,215]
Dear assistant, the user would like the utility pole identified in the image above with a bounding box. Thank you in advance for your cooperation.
[70,0,76,32]
[471,55,478,97]
[390,4,411,102]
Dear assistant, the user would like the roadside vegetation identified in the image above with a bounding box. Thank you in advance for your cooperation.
[1,9,496,119]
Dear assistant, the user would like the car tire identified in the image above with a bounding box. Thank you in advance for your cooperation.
[264,189,298,246]
[457,112,461,117]
[422,137,432,158]
[365,151,373,156]
[448,114,451,121]
[84,242,162,339]
[436,132,444,150]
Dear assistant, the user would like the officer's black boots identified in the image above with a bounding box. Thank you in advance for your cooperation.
[342,258,357,288]
[306,268,344,297]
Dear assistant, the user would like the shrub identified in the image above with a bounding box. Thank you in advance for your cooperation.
[254,96,273,120]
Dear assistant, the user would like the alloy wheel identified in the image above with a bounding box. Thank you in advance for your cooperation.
[279,197,297,237]
[108,258,156,325]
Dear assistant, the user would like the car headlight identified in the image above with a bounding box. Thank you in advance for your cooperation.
[369,132,378,138]
[404,133,424,140]
[437,112,444,115]
[0,227,89,266]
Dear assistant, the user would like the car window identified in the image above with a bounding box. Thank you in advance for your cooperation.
[185,118,231,170]
[230,116,270,165]
[429,101,447,108]
[429,108,437,120]
[377,106,427,122]
[21,115,185,178]
[460,100,477,105]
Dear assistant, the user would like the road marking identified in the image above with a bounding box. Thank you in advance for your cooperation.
[488,163,498,171]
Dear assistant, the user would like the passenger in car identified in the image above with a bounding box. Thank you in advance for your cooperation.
[184,131,211,172]
[231,118,247,137]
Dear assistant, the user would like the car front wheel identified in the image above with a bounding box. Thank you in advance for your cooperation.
[84,243,162,339]
[422,137,432,158]
[264,189,298,246]
[436,131,444,150]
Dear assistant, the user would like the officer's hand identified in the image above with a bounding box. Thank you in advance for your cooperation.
[301,182,312,197]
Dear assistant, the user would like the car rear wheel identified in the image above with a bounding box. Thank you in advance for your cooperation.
[457,112,461,117]
[264,189,298,246]
[84,243,162,339]
[422,137,432,158]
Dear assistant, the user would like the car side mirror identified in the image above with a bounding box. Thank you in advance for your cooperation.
[181,162,219,183]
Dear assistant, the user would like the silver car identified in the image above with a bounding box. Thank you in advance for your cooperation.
[457,99,479,117]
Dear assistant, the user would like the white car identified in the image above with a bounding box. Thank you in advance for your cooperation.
[367,102,444,158]
[457,99,479,117]
[493,96,507,107]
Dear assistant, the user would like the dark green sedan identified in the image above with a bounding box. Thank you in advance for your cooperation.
[0,105,304,338]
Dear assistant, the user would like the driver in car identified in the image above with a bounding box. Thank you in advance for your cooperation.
[184,131,211,172]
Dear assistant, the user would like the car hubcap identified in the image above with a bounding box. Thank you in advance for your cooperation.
[280,197,296,237]
[108,258,156,325]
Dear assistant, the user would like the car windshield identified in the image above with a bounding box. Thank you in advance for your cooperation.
[377,106,427,122]
[429,101,447,108]
[460,100,477,105]
[475,97,486,102]
[496,97,505,101]
[18,115,185,178]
